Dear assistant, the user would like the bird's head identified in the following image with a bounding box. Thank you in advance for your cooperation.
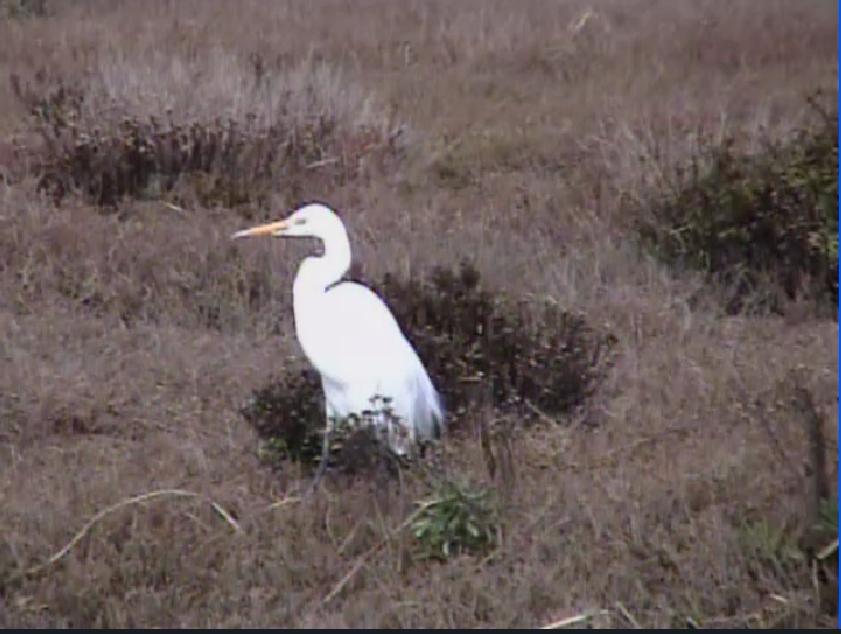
[231,203,344,241]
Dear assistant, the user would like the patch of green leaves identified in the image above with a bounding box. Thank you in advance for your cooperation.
[817,496,838,541]
[411,478,499,561]
[739,518,804,574]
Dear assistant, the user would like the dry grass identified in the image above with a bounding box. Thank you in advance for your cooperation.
[0,0,837,627]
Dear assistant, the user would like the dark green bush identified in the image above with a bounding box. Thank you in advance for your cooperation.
[638,95,838,316]
[240,368,325,467]
[370,260,618,422]
[241,369,409,477]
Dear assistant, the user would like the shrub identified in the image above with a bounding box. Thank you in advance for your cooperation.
[9,60,405,210]
[637,94,838,316]
[240,368,325,467]
[370,260,618,422]
[242,370,408,477]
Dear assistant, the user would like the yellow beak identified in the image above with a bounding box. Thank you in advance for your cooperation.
[231,219,289,240]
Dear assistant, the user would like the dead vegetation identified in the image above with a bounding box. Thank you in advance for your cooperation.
[9,54,405,210]
[0,0,837,628]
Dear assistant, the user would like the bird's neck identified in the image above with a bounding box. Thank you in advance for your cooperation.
[292,231,351,303]
[290,223,351,369]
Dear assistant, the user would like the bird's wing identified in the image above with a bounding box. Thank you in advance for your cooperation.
[301,281,418,378]
[322,281,409,349]
[307,281,444,436]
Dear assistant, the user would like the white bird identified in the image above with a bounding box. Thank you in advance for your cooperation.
[232,202,445,459]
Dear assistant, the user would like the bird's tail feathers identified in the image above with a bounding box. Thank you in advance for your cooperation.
[414,362,445,440]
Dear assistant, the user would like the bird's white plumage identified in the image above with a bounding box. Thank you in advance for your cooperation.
[233,203,444,456]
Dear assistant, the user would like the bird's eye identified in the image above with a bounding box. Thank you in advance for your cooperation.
[294,217,307,225]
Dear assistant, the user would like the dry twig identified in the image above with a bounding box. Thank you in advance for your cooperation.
[540,609,610,629]
[321,499,436,605]
[15,488,241,582]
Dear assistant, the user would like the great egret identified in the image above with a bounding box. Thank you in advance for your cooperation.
[232,202,445,459]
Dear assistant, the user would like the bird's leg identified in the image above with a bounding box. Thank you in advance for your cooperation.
[375,395,393,449]
[303,413,334,498]
[364,394,382,445]
[379,396,395,451]
[380,396,412,460]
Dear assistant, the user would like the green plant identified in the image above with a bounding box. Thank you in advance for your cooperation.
[411,478,499,561]
[738,518,804,575]
[638,92,838,316]
[813,497,838,556]
[816,496,838,544]
[242,375,409,475]
[241,369,326,467]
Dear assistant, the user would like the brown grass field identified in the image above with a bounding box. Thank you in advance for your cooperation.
[0,0,838,627]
